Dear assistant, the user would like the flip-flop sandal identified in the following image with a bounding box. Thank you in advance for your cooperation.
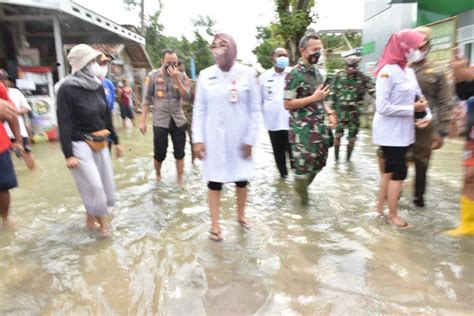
[237,219,251,230]
[208,230,223,242]
[387,218,412,229]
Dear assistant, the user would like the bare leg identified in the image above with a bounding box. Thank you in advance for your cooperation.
[86,213,98,231]
[176,159,184,187]
[386,180,407,226]
[95,215,111,237]
[208,190,221,238]
[0,191,15,227]
[154,159,162,181]
[376,173,391,215]
[23,152,37,171]
[236,186,248,223]
[131,117,136,128]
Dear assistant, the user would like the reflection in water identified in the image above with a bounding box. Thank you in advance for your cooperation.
[0,127,473,315]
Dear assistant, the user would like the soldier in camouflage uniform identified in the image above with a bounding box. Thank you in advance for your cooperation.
[284,33,337,205]
[330,56,375,162]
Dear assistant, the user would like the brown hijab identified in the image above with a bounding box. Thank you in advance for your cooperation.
[212,33,237,72]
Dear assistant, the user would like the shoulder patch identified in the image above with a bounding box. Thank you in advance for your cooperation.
[380,73,390,78]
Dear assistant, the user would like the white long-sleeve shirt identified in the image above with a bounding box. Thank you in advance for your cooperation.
[372,64,431,147]
[259,67,291,131]
[192,63,261,182]
[4,88,31,138]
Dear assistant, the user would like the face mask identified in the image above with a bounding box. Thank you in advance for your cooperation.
[307,51,321,64]
[419,50,429,61]
[212,48,226,57]
[275,56,289,69]
[86,62,103,78]
[99,65,108,78]
[406,49,423,63]
[164,64,177,75]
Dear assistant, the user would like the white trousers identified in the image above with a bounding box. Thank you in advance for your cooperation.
[70,141,115,217]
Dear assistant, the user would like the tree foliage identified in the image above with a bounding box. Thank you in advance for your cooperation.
[255,1,362,73]
[144,12,215,75]
[321,33,362,74]
[254,0,316,68]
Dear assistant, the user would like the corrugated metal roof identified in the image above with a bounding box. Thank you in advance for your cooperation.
[64,43,152,69]
[0,0,145,44]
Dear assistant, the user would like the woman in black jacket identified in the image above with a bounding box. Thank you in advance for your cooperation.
[57,44,122,237]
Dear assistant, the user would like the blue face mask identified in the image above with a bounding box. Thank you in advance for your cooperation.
[275,56,289,69]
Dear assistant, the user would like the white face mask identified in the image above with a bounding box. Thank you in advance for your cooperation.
[406,49,424,63]
[86,62,103,78]
[99,65,108,78]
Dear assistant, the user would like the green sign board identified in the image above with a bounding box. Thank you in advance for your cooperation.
[426,17,457,67]
[362,41,375,55]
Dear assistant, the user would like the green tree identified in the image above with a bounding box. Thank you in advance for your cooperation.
[144,11,215,75]
[321,32,362,74]
[253,24,285,69]
[189,15,216,74]
[254,0,316,67]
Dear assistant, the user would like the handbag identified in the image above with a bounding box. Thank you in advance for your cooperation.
[84,129,111,152]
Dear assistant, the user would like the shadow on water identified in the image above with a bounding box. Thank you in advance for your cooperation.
[0,125,473,315]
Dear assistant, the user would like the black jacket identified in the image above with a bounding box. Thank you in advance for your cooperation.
[57,85,118,158]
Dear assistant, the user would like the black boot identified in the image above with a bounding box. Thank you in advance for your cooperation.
[413,196,425,207]
[347,142,355,162]
[334,144,340,161]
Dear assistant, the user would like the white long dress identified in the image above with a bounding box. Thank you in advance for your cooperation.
[192,63,261,182]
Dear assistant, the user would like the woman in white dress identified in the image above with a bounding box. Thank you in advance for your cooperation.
[192,33,260,241]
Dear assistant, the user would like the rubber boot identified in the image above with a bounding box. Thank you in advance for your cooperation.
[445,195,474,236]
[294,177,309,205]
[347,143,355,162]
[334,144,340,161]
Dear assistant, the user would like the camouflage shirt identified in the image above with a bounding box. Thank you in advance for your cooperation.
[181,78,196,113]
[283,60,326,144]
[329,70,375,117]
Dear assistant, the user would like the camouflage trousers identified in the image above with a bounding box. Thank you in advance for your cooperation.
[292,141,328,177]
[335,110,360,141]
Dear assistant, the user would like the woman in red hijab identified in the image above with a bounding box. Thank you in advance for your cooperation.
[372,29,431,228]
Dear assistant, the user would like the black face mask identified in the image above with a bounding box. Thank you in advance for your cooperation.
[307,51,321,64]
[164,64,177,74]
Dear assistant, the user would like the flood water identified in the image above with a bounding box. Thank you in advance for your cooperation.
[1,122,473,315]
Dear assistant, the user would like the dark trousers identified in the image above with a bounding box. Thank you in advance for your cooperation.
[412,124,433,199]
[269,130,293,177]
[153,119,187,162]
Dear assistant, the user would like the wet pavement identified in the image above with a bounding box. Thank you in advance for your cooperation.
[0,123,473,315]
